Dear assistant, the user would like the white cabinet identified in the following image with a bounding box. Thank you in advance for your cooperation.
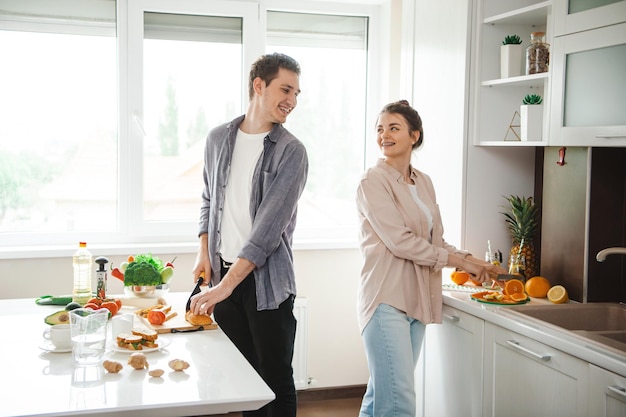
[483,323,588,417]
[416,305,484,417]
[549,22,626,146]
[589,364,626,417]
[469,0,552,146]
[553,0,626,36]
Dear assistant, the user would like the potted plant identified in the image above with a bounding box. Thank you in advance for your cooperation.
[501,34,523,78]
[520,94,543,141]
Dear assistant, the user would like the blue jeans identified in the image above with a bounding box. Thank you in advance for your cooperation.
[359,303,426,417]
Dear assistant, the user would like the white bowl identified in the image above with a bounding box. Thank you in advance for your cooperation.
[124,284,169,298]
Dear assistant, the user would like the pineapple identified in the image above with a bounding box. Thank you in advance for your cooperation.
[501,195,539,280]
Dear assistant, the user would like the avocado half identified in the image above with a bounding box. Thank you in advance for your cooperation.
[45,310,70,325]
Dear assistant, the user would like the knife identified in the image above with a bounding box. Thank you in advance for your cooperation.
[185,277,204,312]
[496,274,522,281]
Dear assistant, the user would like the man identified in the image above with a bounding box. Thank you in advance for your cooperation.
[190,52,308,417]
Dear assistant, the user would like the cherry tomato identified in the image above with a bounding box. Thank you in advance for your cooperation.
[100,301,119,316]
[86,298,102,306]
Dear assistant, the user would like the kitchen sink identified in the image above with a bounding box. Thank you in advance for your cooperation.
[506,302,626,354]
[507,302,626,332]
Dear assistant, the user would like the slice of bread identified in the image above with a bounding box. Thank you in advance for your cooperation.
[185,310,214,326]
[117,333,143,350]
[132,327,158,342]
[131,327,159,348]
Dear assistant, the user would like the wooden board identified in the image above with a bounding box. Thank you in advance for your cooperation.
[134,307,217,334]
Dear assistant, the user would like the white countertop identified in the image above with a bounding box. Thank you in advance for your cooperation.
[1,292,274,417]
[442,289,626,377]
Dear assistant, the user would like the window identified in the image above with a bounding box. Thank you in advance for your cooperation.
[141,12,243,222]
[0,0,117,247]
[0,0,383,256]
[266,11,369,243]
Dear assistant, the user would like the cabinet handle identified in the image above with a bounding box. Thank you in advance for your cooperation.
[506,340,551,361]
[608,385,626,398]
[596,135,626,139]
[443,313,460,322]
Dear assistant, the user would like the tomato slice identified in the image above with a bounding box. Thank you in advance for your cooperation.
[147,310,166,325]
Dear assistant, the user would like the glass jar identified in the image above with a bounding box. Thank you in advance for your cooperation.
[508,254,526,281]
[526,31,549,74]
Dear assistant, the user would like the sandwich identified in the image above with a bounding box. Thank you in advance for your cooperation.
[116,333,144,350]
[116,328,159,350]
[185,310,214,326]
[132,327,159,348]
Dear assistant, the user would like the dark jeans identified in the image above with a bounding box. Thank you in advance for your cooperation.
[214,263,297,417]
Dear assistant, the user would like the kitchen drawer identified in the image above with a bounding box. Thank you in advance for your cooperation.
[484,322,588,417]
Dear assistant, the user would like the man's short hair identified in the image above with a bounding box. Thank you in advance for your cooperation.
[248,52,300,100]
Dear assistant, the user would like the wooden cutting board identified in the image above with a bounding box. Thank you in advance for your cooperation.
[134,307,217,334]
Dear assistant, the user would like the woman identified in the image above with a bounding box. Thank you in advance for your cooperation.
[355,100,506,416]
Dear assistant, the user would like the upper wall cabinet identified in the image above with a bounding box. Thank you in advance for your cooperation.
[549,7,626,146]
[553,0,626,36]
[469,0,552,146]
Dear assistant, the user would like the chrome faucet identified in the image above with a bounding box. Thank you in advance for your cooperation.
[596,247,626,262]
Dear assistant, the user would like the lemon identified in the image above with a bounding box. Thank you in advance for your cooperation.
[547,285,568,304]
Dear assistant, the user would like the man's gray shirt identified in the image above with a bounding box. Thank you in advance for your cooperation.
[199,115,309,310]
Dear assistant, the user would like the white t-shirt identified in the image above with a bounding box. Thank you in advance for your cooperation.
[408,183,433,240]
[220,129,266,262]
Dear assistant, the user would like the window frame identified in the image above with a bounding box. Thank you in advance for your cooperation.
[0,0,388,259]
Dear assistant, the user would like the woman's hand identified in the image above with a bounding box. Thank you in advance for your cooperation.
[462,256,507,283]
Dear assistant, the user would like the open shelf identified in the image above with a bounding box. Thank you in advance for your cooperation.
[484,1,551,25]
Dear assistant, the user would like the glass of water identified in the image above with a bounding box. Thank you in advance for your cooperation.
[70,308,108,365]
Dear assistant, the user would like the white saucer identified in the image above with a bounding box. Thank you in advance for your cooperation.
[39,340,72,353]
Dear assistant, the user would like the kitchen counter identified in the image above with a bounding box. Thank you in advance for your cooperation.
[0,292,274,417]
[442,289,626,377]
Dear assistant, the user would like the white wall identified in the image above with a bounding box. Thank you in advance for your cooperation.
[0,248,369,389]
[411,0,470,252]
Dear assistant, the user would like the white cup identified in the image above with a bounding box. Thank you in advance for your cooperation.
[111,314,134,338]
[43,324,72,349]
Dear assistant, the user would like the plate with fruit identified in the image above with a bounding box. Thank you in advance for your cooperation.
[471,279,529,305]
[471,290,529,305]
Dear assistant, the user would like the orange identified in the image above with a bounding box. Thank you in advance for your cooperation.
[503,279,525,296]
[547,285,569,304]
[510,292,528,302]
[468,277,482,286]
[450,270,470,285]
[525,276,551,298]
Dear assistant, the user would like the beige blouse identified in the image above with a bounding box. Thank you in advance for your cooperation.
[355,159,467,333]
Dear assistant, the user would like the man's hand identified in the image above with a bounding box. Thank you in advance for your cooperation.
[189,283,232,316]
[189,257,256,316]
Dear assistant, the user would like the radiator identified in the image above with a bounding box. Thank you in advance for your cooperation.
[293,297,309,390]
